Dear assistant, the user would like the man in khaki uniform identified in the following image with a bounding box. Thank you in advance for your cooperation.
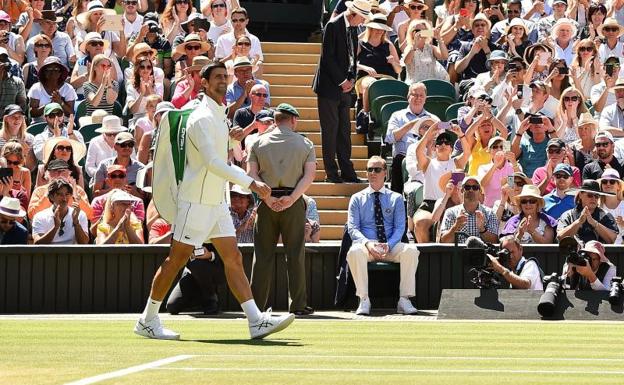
[247,103,317,315]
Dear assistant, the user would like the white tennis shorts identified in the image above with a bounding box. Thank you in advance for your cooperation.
[172,200,235,247]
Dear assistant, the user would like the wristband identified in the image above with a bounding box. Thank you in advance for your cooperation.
[515,133,522,137]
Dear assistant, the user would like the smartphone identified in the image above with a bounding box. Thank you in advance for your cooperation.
[101,14,123,31]
[517,84,523,99]
[0,167,12,180]
[420,29,434,38]
[507,175,515,188]
[606,64,615,77]
[538,51,549,66]
[459,8,469,17]
[451,172,465,186]
[529,116,543,124]
[558,67,569,75]
[438,121,452,130]
[491,5,499,9]
[503,141,511,152]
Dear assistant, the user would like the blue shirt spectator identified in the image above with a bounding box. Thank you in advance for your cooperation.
[225,79,270,109]
[518,134,549,177]
[543,190,575,220]
[347,186,405,251]
[0,197,29,245]
[384,107,430,157]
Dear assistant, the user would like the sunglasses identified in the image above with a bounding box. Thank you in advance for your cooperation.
[473,23,488,28]
[554,173,570,179]
[409,4,425,10]
[563,96,579,102]
[0,218,16,225]
[47,111,63,118]
[604,27,620,32]
[463,184,480,191]
[491,145,503,150]
[584,192,599,199]
[211,2,226,8]
[578,46,593,52]
[252,92,268,98]
[175,0,189,4]
[55,145,72,152]
[5,160,21,166]
[232,18,246,23]
[436,140,452,146]
[139,65,152,70]
[99,63,112,68]
[366,167,385,173]
[44,67,61,73]
[35,43,51,48]
[514,180,526,187]
[117,142,135,148]
[237,41,251,46]
[520,199,537,204]
[507,9,521,14]
[185,45,202,51]
[109,173,127,179]
[595,142,611,148]
[89,41,105,47]
[601,179,618,185]
[125,0,138,4]
[547,148,562,154]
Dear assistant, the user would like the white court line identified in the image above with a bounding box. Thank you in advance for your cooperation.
[153,367,624,375]
[192,354,623,362]
[64,355,195,385]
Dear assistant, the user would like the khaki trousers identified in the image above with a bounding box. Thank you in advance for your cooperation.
[346,242,420,299]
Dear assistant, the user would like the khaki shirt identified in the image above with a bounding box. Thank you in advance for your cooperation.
[248,127,315,188]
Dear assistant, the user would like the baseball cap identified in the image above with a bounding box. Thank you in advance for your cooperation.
[255,109,274,122]
[529,81,549,93]
[3,104,24,117]
[115,132,135,144]
[553,163,573,176]
[44,103,63,116]
[0,11,10,23]
[595,131,614,143]
[109,189,141,204]
[487,136,505,148]
[107,164,127,175]
[47,159,70,171]
[547,138,565,149]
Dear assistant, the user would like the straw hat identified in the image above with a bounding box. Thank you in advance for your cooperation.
[95,115,127,134]
[577,112,598,129]
[597,17,624,38]
[36,9,63,24]
[79,31,111,53]
[566,179,615,197]
[471,13,492,30]
[523,42,553,66]
[550,18,577,39]
[129,42,158,63]
[610,78,624,92]
[409,115,440,135]
[345,0,372,19]
[43,137,87,164]
[0,197,26,218]
[366,13,392,32]
[77,1,116,27]
[79,109,108,128]
[513,184,544,206]
[186,55,213,72]
[173,33,212,56]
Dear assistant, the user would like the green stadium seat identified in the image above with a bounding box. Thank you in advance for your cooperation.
[379,100,408,139]
[27,122,47,136]
[78,123,102,145]
[425,95,455,121]
[445,102,465,122]
[367,79,409,110]
[422,79,457,101]
[371,94,406,125]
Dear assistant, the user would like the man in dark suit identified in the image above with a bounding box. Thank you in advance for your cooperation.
[312,0,370,183]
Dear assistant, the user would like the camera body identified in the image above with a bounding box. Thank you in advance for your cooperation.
[477,94,493,105]
[537,272,564,317]
[566,250,591,267]
[465,240,511,289]
[608,276,623,306]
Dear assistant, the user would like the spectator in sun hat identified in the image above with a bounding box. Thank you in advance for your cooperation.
[173,33,212,81]
[502,184,557,244]
[24,9,75,68]
[472,50,508,93]
[172,12,212,56]
[597,168,624,244]
[74,1,126,60]
[127,13,173,77]
[549,18,578,66]
[477,136,520,207]
[225,56,270,118]
[531,137,581,195]
[596,17,624,65]
[85,115,127,178]
[93,131,145,198]
[455,13,498,81]
[0,10,25,65]
[598,78,624,135]
[562,240,617,291]
[171,55,211,109]
[28,56,77,123]
[69,32,109,99]
[36,135,87,190]
[543,163,576,220]
[557,179,618,244]
[536,0,577,42]
[95,188,145,244]
[582,130,624,180]
[0,197,28,245]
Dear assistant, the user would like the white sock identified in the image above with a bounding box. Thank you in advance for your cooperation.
[142,297,162,321]
[241,299,262,323]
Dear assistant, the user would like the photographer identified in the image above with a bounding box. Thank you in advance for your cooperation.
[563,240,616,291]
[488,235,543,290]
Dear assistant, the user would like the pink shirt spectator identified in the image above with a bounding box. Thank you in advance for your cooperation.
[171,79,198,109]
[531,165,581,194]
[90,192,146,224]
[477,162,514,207]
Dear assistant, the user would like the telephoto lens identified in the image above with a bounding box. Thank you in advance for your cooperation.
[538,273,562,317]
[608,277,623,306]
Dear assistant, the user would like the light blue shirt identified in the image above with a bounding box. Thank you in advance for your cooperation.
[543,189,575,220]
[225,79,271,108]
[385,107,430,157]
[347,186,405,250]
[25,31,74,68]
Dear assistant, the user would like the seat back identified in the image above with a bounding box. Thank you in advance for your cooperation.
[367,79,408,110]
[79,123,102,145]
[379,100,408,139]
[371,94,406,124]
[27,122,47,136]
[425,96,454,121]
[422,79,457,101]
[445,102,465,122]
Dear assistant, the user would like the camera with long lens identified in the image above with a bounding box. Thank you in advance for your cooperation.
[559,236,590,266]
[464,236,510,289]
[608,276,623,306]
[537,272,564,317]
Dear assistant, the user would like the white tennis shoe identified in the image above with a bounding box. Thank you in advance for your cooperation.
[134,315,180,340]
[397,297,418,315]
[249,309,295,339]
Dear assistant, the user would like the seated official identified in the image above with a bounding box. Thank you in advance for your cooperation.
[487,235,544,290]
[0,197,28,245]
[346,156,420,316]
[563,241,616,291]
[557,180,618,244]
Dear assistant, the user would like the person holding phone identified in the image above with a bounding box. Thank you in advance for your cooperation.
[463,110,508,176]
[571,39,601,98]
[454,13,499,81]
[477,136,520,206]
[532,138,581,194]
[544,59,573,99]
[523,43,553,83]
[499,17,530,59]
[0,105,34,169]
[511,113,555,176]
[402,19,449,84]
[1,140,31,203]
[95,189,144,244]
[75,1,126,63]
[397,0,428,50]
[554,86,586,143]
[492,171,530,232]
[589,56,619,115]
[161,0,193,44]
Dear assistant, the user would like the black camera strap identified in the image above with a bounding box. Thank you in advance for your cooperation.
[515,257,544,282]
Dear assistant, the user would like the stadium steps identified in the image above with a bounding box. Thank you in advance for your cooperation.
[262,41,367,240]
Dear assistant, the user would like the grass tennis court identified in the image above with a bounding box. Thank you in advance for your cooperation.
[2,316,624,385]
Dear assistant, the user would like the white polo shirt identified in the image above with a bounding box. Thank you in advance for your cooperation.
[215,30,263,61]
[179,95,254,205]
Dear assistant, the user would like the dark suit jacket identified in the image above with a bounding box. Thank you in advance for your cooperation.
[312,14,356,100]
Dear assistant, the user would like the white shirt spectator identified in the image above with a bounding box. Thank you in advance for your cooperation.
[123,14,144,38]
[215,30,263,60]
[27,83,78,123]
[554,42,574,66]
[379,0,408,38]
[515,258,544,290]
[32,206,88,245]
[599,103,624,130]
[208,20,232,45]
[85,135,116,177]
